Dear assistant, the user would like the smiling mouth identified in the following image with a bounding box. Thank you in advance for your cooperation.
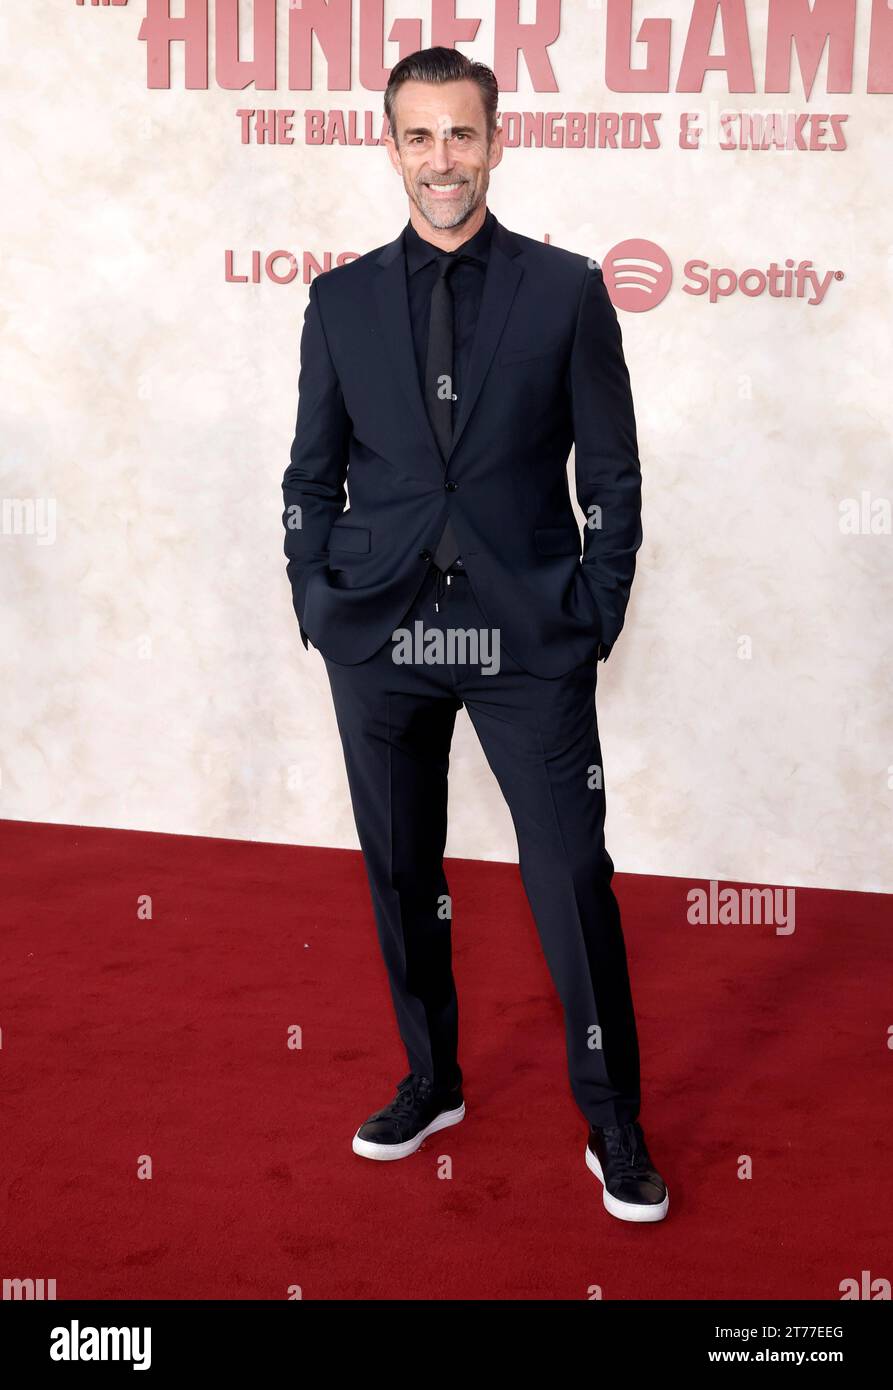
[425,182,464,195]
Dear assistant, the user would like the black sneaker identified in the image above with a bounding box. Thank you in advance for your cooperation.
[352,1073,465,1161]
[586,1120,669,1222]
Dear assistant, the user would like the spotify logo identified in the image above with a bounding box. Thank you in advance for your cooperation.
[600,239,841,310]
[601,240,673,312]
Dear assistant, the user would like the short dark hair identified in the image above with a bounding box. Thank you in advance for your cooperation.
[384,46,499,145]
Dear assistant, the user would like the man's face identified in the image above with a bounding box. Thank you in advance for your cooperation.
[385,79,503,231]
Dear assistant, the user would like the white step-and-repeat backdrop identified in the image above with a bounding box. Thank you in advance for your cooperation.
[2,1,891,891]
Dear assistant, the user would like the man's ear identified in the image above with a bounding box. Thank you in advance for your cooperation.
[488,122,505,173]
[383,131,402,176]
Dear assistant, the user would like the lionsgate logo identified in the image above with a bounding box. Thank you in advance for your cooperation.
[391,620,501,676]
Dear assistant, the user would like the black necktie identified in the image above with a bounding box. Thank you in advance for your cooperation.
[425,254,463,572]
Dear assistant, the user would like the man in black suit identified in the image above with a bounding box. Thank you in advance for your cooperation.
[282,48,668,1222]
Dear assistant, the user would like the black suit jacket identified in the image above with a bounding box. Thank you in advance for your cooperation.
[281,213,643,678]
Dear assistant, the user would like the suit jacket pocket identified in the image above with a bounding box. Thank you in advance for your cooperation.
[534,525,581,556]
[498,336,564,367]
[327,523,371,554]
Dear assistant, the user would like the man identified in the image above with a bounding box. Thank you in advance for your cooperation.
[281,47,668,1223]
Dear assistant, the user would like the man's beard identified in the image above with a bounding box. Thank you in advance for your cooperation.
[412,175,479,230]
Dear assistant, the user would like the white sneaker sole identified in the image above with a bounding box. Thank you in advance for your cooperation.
[352,1102,466,1161]
[585,1142,669,1222]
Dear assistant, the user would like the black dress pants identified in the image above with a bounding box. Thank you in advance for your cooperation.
[321,565,641,1129]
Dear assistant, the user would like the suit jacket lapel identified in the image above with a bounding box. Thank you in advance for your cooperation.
[448,218,523,461]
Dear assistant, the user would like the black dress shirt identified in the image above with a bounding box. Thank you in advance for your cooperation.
[404,206,495,398]
[403,208,496,566]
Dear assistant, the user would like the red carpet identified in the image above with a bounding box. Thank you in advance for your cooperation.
[0,818,889,1300]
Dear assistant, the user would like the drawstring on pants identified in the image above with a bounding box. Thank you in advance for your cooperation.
[433,567,454,613]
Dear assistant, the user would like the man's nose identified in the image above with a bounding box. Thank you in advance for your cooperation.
[428,140,455,173]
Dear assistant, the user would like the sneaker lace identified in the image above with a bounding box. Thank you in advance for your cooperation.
[606,1122,650,1177]
[389,1073,432,1116]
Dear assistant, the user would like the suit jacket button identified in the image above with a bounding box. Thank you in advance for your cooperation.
[419,549,432,561]
[445,481,458,491]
